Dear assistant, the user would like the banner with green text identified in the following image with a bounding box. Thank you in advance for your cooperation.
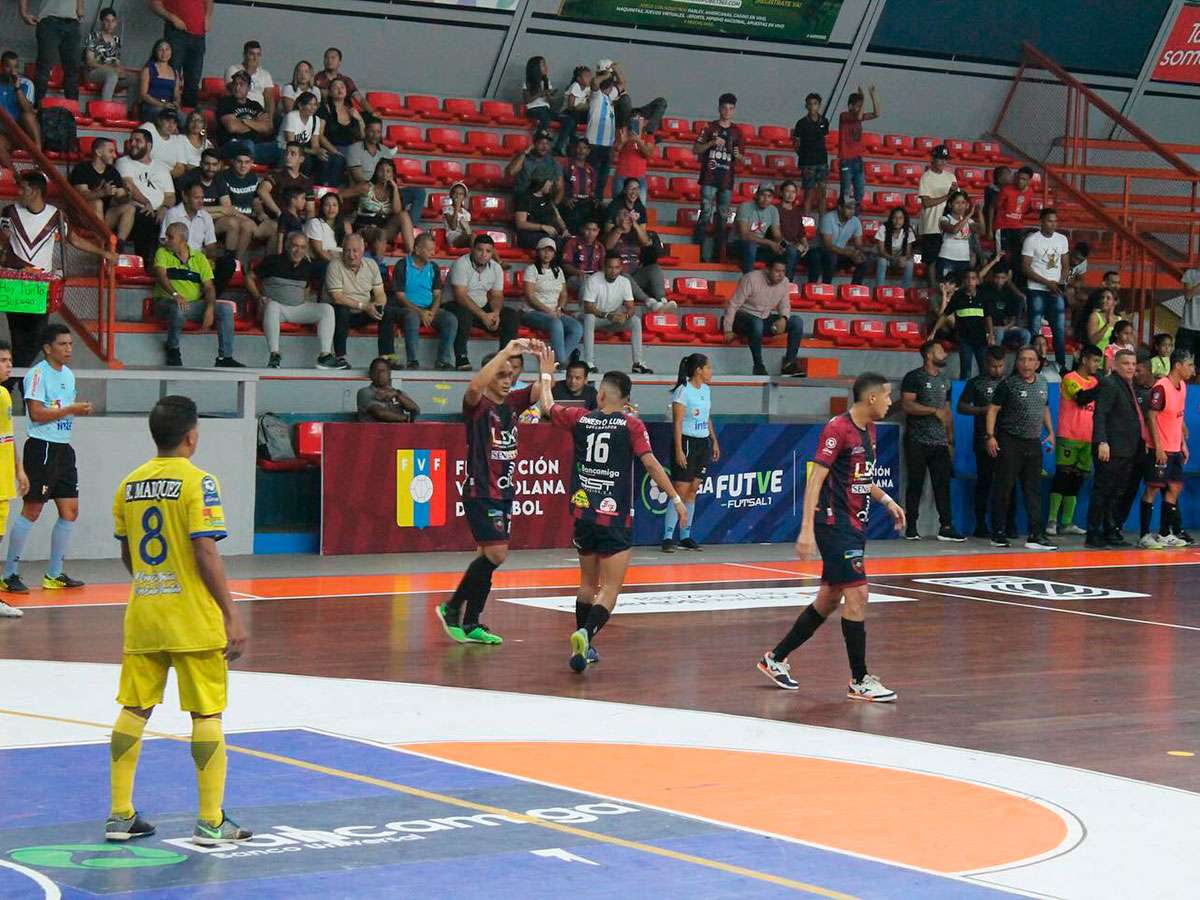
[557,0,844,42]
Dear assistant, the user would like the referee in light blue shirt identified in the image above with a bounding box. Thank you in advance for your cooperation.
[2,324,91,594]
[663,352,720,552]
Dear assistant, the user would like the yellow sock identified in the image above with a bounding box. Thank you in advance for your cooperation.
[191,717,227,826]
[110,709,147,819]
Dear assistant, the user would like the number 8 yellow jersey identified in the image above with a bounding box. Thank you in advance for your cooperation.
[113,456,229,654]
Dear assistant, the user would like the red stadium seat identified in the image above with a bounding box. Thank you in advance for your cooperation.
[684,312,723,343]
[643,312,690,343]
[692,119,712,136]
[852,319,899,347]
[865,161,891,184]
[758,125,791,149]
[444,98,488,123]
[887,320,925,348]
[944,138,971,159]
[505,268,525,297]
[663,146,698,170]
[862,132,883,154]
[898,287,930,314]
[88,100,137,128]
[874,285,907,307]
[466,131,508,157]
[861,218,881,242]
[838,284,872,309]
[366,92,404,115]
[26,62,62,89]
[661,116,693,140]
[813,317,864,346]
[41,97,89,124]
[954,167,987,189]
[904,193,922,216]
[392,157,436,185]
[866,190,904,213]
[296,422,323,465]
[765,154,796,176]
[386,125,435,152]
[470,194,510,223]
[480,100,525,127]
[427,127,470,154]
[675,207,699,228]
[466,162,505,188]
[502,133,531,154]
[200,76,227,100]
[800,282,834,310]
[669,177,700,202]
[889,162,923,186]
[403,95,453,120]
[970,140,1002,162]
[882,134,913,155]
[427,160,466,184]
[909,136,939,158]
[649,176,679,200]
[77,135,98,157]
[115,254,151,285]
[672,277,710,300]
[740,151,765,174]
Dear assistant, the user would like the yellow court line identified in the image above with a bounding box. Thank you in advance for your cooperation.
[0,707,854,899]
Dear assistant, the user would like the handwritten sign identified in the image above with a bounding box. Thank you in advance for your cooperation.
[0,276,50,314]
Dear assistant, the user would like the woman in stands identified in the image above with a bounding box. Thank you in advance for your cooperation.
[281,60,320,115]
[304,191,349,276]
[1087,288,1120,355]
[319,78,363,184]
[663,353,720,553]
[936,190,977,284]
[281,91,340,185]
[352,159,409,248]
[875,205,915,289]
[523,56,556,131]
[138,38,180,123]
[443,181,473,249]
[514,176,567,251]
[180,111,212,170]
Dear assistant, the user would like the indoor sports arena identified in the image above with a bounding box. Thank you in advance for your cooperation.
[1,1,1199,897]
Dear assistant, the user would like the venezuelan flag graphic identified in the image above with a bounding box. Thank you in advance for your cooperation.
[396,449,447,528]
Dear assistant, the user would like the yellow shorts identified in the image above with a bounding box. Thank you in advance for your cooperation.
[0,499,10,537]
[117,649,228,716]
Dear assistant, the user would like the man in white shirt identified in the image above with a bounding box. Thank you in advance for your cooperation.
[1172,268,1200,361]
[116,128,176,266]
[440,233,520,370]
[1022,207,1071,372]
[161,182,236,294]
[581,251,648,374]
[916,145,957,289]
[1,172,114,365]
[225,40,274,120]
[139,109,193,180]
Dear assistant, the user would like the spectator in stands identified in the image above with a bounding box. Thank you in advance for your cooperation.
[983,165,1011,237]
[916,144,956,290]
[268,185,306,255]
[958,345,1013,538]
[179,110,212,169]
[137,38,181,123]
[358,357,419,422]
[775,181,809,282]
[613,114,653,204]
[807,196,865,284]
[693,92,743,263]
[82,7,132,103]
[1023,207,1070,372]
[521,237,582,367]
[932,268,987,378]
[522,55,555,131]
[318,78,362,181]
[553,359,598,409]
[223,150,275,262]
[604,204,671,312]
[508,129,562,196]
[351,159,407,243]
[68,136,134,244]
[150,0,209,109]
[247,230,341,369]
[792,92,829,216]
[980,261,1029,347]
[258,142,313,220]
[1086,288,1120,355]
[0,51,40,169]
[581,251,650,375]
[562,219,604,295]
[986,345,1055,549]
[1151,333,1173,378]
[586,67,618,199]
[1102,320,1135,372]
[936,190,978,284]
[161,181,235,294]
[225,40,274,121]
[441,233,520,369]
[305,191,348,269]
[217,70,279,165]
[281,90,336,183]
[875,205,915,288]
[995,166,1034,264]
[559,138,596,233]
[116,128,176,265]
[837,85,879,206]
[724,257,805,377]
[1172,268,1200,359]
[1,172,114,366]
[514,176,567,251]
[281,59,319,114]
[1087,347,1143,548]
[141,108,191,179]
[19,0,82,104]
[901,340,963,541]
[442,181,472,250]
[182,148,252,267]
[315,47,373,118]
[390,232,455,370]
[360,225,391,294]
[607,60,667,136]
[553,65,592,156]
[733,184,784,275]
[153,220,241,368]
[605,176,646,230]
[324,232,388,366]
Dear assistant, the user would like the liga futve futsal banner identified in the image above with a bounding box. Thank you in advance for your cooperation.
[557,0,844,42]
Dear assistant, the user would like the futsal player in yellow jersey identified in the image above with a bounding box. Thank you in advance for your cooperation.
[106,395,252,845]
[0,340,30,619]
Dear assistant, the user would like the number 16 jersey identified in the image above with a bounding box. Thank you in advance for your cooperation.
[113,456,229,654]
[549,405,651,527]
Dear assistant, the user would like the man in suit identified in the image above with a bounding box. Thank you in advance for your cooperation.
[1087,347,1144,548]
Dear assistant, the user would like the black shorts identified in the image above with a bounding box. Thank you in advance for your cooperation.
[1144,450,1185,487]
[815,522,867,588]
[671,435,711,482]
[573,518,632,557]
[917,233,942,265]
[463,498,511,546]
[24,438,78,501]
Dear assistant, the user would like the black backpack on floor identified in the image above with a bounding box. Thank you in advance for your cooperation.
[38,107,77,155]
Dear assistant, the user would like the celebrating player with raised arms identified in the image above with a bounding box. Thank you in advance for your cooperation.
[537,346,686,673]
[758,372,905,701]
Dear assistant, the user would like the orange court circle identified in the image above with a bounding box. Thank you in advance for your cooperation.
[402,741,1071,874]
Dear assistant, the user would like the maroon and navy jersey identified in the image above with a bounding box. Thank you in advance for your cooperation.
[697,121,743,190]
[462,386,533,500]
[549,405,651,527]
[812,413,877,532]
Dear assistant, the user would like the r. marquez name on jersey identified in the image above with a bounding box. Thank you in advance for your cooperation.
[124,479,184,502]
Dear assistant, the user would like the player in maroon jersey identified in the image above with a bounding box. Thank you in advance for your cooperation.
[757,372,906,702]
[537,348,686,672]
[435,337,548,646]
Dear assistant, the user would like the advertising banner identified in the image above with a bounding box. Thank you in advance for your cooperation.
[557,0,845,43]
[1152,5,1200,85]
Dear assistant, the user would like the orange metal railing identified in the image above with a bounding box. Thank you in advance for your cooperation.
[0,106,121,367]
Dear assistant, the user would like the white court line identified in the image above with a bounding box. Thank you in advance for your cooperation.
[0,859,60,899]
[728,561,818,577]
[887,585,1200,632]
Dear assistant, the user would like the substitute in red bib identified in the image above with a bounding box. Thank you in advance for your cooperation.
[758,372,905,702]
[1140,348,1194,548]
[537,348,684,673]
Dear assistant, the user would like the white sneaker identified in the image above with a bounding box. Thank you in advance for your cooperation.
[1139,533,1166,550]
[0,600,22,618]
[848,673,896,702]
[1060,523,1087,536]
[1045,522,1058,536]
[757,654,799,690]
[1024,536,1058,551]
[1159,533,1189,549]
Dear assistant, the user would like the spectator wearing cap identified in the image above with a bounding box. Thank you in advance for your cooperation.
[560,138,598,235]
[514,177,567,251]
[837,84,879,206]
[693,92,743,263]
[553,65,592,156]
[807,195,867,285]
[586,62,620,199]
[916,144,957,292]
[522,55,556,131]
[733,184,785,275]
[226,40,275,121]
[522,237,582,367]
[217,69,280,165]
[140,108,193,180]
[506,129,562,196]
[724,257,805,377]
